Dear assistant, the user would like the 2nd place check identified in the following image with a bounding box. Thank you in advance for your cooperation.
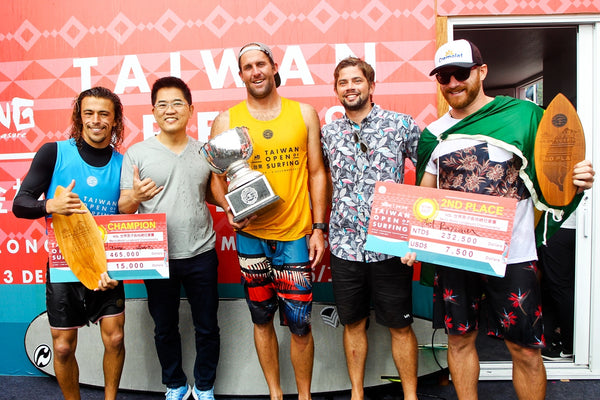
[365,182,518,277]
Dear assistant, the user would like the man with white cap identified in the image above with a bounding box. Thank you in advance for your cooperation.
[211,42,328,400]
[416,39,594,400]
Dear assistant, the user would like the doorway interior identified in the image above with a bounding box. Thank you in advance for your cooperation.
[445,15,599,380]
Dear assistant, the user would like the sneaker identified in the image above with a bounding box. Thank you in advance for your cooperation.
[542,345,572,361]
[560,350,574,360]
[192,385,215,400]
[166,384,192,400]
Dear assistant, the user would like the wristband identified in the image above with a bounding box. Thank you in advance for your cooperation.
[312,223,328,233]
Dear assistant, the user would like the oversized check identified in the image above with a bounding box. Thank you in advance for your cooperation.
[48,213,169,282]
[364,182,518,277]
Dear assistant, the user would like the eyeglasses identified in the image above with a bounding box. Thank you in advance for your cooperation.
[435,67,475,85]
[154,101,188,111]
[353,132,369,153]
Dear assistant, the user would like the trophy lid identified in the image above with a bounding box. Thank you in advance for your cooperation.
[200,126,253,174]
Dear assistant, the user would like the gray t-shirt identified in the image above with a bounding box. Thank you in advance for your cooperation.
[120,136,216,259]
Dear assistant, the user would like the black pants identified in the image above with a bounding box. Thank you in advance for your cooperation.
[537,228,575,352]
[145,249,220,390]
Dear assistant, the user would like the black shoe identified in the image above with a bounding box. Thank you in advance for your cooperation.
[559,350,573,360]
[542,344,572,361]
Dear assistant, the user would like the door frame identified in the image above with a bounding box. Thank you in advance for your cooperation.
[446,14,599,380]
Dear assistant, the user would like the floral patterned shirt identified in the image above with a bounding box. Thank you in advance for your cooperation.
[321,104,421,262]
[437,142,529,200]
[424,112,537,263]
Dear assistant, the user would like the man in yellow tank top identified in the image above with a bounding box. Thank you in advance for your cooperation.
[211,42,327,400]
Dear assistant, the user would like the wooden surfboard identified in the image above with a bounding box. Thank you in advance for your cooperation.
[534,93,586,206]
[25,298,447,395]
[51,185,107,290]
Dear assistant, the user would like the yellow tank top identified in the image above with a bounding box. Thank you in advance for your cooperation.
[229,98,312,240]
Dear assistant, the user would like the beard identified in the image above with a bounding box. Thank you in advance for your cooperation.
[246,77,275,100]
[442,70,482,110]
[341,92,370,112]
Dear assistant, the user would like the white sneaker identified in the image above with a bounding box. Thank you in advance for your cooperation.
[560,351,573,359]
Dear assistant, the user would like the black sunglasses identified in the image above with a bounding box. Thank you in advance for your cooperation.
[435,67,475,85]
[353,132,369,153]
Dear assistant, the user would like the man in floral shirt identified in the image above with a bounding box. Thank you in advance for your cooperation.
[417,39,594,400]
[321,57,421,400]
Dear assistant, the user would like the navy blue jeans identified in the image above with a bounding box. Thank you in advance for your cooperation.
[144,248,220,390]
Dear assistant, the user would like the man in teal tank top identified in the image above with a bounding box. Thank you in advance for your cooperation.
[13,87,126,400]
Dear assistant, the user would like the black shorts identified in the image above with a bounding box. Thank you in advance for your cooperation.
[46,279,125,329]
[331,255,414,328]
[433,261,544,348]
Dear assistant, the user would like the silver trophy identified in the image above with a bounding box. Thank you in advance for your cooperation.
[200,126,279,222]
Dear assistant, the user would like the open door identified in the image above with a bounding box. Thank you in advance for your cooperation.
[440,15,598,380]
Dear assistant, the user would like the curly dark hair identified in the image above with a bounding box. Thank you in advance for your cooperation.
[69,87,124,148]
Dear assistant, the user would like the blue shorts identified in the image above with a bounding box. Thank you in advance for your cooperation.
[236,232,312,336]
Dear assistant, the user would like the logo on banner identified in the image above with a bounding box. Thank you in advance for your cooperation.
[33,344,52,368]
[320,306,340,328]
[0,97,35,140]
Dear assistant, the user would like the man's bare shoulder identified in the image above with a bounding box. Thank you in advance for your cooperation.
[298,102,319,124]
[298,101,317,114]
[214,109,230,124]
[211,109,231,137]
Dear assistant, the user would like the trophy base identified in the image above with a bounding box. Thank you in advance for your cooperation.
[226,175,280,222]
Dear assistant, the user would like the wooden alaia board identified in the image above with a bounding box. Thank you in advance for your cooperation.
[534,93,586,206]
[51,185,107,289]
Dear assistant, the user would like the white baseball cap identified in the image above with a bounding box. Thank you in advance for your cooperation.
[430,39,484,75]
